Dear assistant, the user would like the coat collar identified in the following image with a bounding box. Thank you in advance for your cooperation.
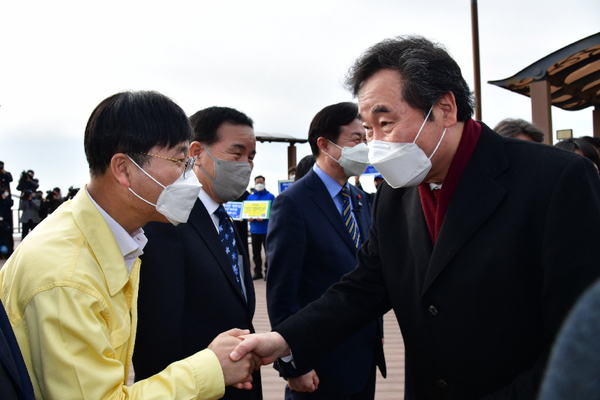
[304,170,361,253]
[71,189,131,297]
[420,123,509,294]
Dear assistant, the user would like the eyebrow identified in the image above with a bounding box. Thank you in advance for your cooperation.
[371,105,391,114]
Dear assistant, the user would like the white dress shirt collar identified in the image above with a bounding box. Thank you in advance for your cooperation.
[86,187,148,273]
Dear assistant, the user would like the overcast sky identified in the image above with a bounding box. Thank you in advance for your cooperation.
[1,0,598,196]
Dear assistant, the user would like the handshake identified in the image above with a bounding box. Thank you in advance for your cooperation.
[209,329,290,390]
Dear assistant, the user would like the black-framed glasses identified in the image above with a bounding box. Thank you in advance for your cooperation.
[140,152,197,178]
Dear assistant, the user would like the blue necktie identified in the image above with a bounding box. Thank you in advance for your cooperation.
[341,186,361,248]
[214,206,242,289]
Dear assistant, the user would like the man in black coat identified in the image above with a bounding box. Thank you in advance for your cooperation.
[230,36,600,400]
[134,106,262,399]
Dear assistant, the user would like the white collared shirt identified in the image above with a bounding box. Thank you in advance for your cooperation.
[86,187,148,273]
[198,188,221,232]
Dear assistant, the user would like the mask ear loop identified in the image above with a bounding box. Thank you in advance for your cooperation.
[127,155,166,189]
[428,128,448,160]
[413,106,434,144]
[321,139,343,164]
[126,155,166,207]
[197,144,218,184]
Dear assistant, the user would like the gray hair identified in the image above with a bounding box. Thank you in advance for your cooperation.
[494,118,545,143]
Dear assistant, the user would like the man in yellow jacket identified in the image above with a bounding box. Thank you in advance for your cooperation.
[0,91,257,399]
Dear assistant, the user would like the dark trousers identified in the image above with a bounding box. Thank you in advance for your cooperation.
[21,221,37,240]
[285,364,376,400]
[251,233,267,275]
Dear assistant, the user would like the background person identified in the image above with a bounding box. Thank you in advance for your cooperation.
[18,190,40,239]
[555,138,600,170]
[0,161,13,195]
[493,118,545,143]
[247,175,275,281]
[266,102,385,400]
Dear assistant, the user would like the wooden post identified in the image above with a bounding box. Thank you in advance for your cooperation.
[594,106,600,138]
[530,80,553,145]
[287,143,297,171]
[471,0,482,121]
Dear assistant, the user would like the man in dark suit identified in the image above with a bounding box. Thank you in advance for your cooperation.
[0,302,34,400]
[266,102,385,400]
[134,106,262,399]
[231,36,600,400]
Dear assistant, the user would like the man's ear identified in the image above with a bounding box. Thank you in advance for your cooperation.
[437,92,458,128]
[190,141,204,158]
[316,137,330,154]
[111,153,133,188]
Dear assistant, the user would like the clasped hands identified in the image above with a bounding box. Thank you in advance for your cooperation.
[209,329,291,390]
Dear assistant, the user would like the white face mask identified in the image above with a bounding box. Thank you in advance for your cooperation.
[127,156,202,225]
[254,183,265,192]
[368,106,447,188]
[324,141,370,177]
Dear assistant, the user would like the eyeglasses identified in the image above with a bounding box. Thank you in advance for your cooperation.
[140,152,197,178]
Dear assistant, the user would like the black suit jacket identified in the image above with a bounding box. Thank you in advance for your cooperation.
[0,302,34,400]
[134,197,262,400]
[275,123,600,400]
[267,169,385,394]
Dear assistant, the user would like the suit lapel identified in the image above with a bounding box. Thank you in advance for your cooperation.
[188,200,248,304]
[422,125,509,295]
[402,187,434,281]
[306,171,357,253]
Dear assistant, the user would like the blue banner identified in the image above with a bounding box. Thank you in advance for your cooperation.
[223,201,244,221]
[278,179,294,194]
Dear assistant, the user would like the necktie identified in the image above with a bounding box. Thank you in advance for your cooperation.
[214,205,243,289]
[341,186,361,248]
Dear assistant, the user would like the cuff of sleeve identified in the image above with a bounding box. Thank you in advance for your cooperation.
[186,349,225,400]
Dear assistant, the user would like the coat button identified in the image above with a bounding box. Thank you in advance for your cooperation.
[428,305,439,316]
[437,379,448,389]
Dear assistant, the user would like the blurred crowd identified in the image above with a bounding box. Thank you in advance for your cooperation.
[0,161,79,257]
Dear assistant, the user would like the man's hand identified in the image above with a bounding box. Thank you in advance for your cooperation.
[208,329,256,390]
[230,332,290,366]
[288,370,319,393]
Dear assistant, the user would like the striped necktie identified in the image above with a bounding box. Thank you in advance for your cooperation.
[341,186,361,248]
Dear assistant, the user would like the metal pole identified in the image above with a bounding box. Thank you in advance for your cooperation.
[471,0,482,121]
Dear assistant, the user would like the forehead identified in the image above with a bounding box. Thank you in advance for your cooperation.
[357,69,406,116]
[216,123,256,147]
[339,118,365,136]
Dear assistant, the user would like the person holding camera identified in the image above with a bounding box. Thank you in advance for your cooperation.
[19,190,40,239]
[16,170,39,193]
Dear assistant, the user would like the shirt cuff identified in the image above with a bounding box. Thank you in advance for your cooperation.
[186,349,225,400]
